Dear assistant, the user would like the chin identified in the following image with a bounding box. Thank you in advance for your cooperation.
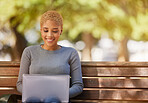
[46,44,54,47]
[46,43,56,47]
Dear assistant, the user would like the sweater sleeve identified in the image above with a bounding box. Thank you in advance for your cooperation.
[16,47,31,93]
[69,49,83,98]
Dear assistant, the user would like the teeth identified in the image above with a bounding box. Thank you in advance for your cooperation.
[47,39,54,41]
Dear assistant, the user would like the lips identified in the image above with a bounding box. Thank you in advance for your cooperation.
[46,38,55,43]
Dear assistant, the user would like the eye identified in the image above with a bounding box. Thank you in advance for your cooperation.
[52,31,58,33]
[44,30,48,32]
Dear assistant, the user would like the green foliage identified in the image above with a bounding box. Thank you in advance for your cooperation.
[1,0,148,42]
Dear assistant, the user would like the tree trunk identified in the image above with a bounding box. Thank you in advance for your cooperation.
[81,33,95,61]
[10,17,28,61]
[118,37,129,61]
[12,32,27,61]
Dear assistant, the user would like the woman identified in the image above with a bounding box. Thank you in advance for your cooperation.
[17,11,83,103]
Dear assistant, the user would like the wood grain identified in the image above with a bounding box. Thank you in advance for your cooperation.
[0,78,18,87]
[83,78,148,88]
[0,88,20,96]
[74,89,148,100]
[81,62,148,67]
[82,67,148,77]
[1,61,148,67]
[1,61,148,101]
[0,67,19,76]
[2,78,148,88]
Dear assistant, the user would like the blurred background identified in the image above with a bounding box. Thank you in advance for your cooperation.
[0,0,148,61]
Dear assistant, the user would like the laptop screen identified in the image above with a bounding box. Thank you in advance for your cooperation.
[22,74,69,103]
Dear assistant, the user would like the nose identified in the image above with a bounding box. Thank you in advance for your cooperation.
[47,32,53,37]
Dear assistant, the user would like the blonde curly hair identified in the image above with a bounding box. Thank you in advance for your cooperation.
[40,11,63,29]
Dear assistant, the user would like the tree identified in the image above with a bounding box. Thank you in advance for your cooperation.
[1,0,148,61]
[106,0,148,61]
[0,0,66,60]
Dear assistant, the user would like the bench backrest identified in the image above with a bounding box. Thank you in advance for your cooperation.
[1,61,148,102]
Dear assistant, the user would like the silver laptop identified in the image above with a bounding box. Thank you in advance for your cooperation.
[22,74,69,103]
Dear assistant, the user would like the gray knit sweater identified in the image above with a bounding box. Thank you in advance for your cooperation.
[16,45,83,98]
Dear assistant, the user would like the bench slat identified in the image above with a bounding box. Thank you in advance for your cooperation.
[1,61,148,67]
[1,66,148,77]
[2,78,148,89]
[0,61,19,67]
[82,67,148,77]
[1,89,148,101]
[81,62,148,67]
[0,89,20,96]
[83,78,148,88]
[0,67,19,76]
[0,78,17,87]
[75,89,148,100]
[71,100,148,103]
[2,67,148,77]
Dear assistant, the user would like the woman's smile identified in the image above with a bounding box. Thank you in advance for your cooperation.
[46,38,55,43]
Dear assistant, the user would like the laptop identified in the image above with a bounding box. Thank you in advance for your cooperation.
[22,74,69,103]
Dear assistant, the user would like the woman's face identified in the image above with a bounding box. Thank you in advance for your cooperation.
[41,20,62,50]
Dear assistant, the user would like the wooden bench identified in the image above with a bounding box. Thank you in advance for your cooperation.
[1,61,148,103]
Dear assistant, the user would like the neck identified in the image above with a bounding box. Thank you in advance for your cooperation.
[41,44,60,51]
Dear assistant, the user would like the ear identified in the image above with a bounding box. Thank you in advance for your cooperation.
[60,29,63,35]
[40,25,42,32]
